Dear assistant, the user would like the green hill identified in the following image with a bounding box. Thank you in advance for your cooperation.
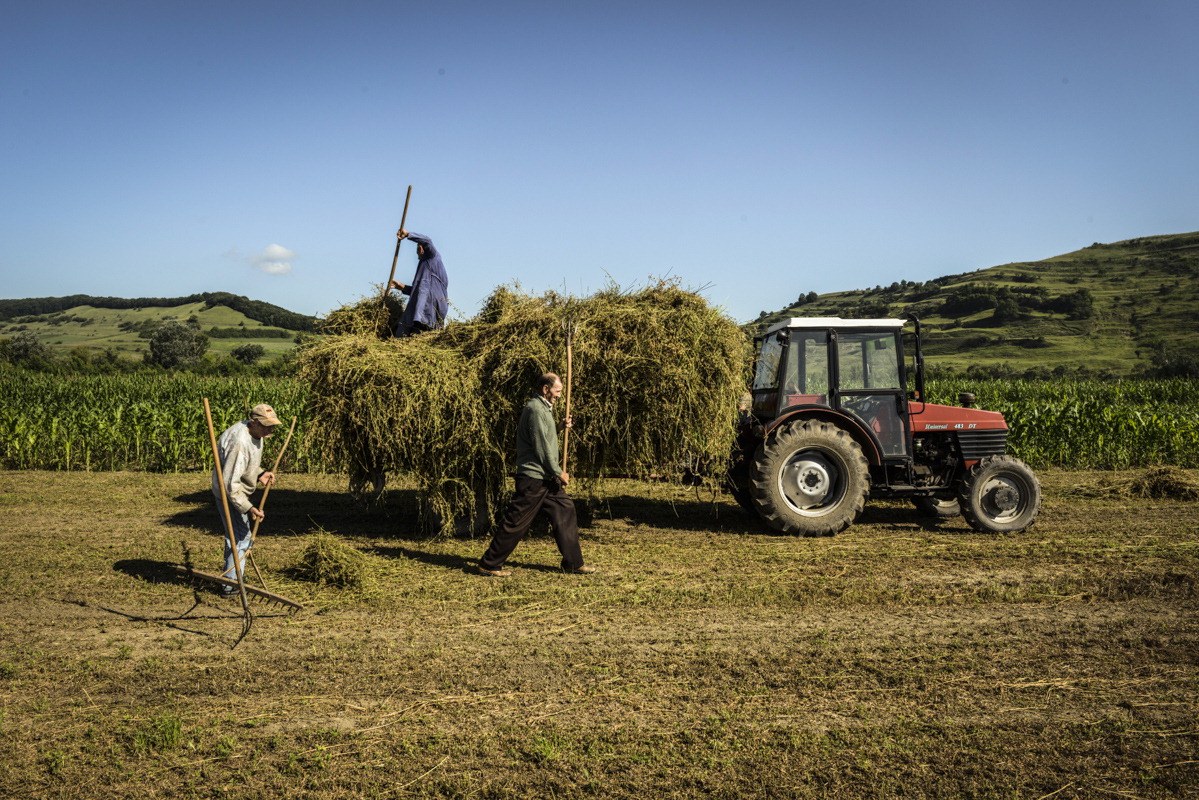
[752,231,1199,376]
[0,293,317,361]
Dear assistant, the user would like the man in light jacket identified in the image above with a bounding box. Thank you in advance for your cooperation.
[212,403,280,595]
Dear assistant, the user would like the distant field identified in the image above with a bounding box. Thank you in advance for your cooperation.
[758,231,1199,375]
[0,301,301,360]
[0,469,1195,798]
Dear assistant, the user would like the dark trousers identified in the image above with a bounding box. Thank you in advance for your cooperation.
[480,474,584,571]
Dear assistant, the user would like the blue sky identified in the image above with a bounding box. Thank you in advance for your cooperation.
[2,1,1195,323]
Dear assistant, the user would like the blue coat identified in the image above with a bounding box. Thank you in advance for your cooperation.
[398,231,448,333]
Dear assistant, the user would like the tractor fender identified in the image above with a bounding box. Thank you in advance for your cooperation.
[764,405,884,465]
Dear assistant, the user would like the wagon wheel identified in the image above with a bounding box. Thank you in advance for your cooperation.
[348,466,387,503]
[724,449,758,515]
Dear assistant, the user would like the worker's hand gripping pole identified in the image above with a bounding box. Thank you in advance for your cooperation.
[382,185,414,303]
[203,399,252,623]
[246,415,297,590]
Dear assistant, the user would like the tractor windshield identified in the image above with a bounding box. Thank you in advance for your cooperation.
[751,333,785,416]
[753,335,784,392]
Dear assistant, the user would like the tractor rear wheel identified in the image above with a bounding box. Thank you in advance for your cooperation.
[913,496,961,518]
[750,420,869,536]
[957,455,1041,533]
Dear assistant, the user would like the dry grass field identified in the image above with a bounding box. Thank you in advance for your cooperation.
[1,469,1196,799]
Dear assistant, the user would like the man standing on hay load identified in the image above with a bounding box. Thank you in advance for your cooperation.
[478,373,596,577]
[212,404,280,596]
[388,228,448,337]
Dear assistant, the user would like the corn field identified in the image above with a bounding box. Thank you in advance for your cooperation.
[927,377,1199,469]
[1,366,1197,473]
[0,366,321,472]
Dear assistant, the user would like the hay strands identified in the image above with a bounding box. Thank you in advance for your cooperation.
[246,415,298,591]
[171,564,304,613]
[382,184,414,304]
[203,397,255,645]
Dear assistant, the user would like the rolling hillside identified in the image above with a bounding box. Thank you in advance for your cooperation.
[752,231,1199,375]
[0,293,317,361]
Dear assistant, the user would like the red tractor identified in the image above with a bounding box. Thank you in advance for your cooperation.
[728,317,1041,535]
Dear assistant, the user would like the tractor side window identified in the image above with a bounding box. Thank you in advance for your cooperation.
[752,335,784,416]
[837,333,900,390]
[753,336,783,391]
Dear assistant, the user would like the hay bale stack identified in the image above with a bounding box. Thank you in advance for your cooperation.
[300,323,504,529]
[299,281,750,533]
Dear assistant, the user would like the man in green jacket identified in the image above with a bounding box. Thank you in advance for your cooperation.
[478,373,595,577]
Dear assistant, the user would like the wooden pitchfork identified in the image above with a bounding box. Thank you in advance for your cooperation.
[245,415,297,590]
[381,184,414,304]
[561,320,577,477]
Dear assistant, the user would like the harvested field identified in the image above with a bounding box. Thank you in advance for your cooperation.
[0,469,1197,798]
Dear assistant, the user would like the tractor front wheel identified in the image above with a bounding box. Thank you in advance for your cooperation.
[957,455,1041,533]
[750,420,869,536]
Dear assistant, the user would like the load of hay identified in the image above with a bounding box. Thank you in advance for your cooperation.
[299,280,751,533]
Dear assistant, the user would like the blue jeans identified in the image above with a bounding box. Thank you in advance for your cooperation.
[216,501,253,581]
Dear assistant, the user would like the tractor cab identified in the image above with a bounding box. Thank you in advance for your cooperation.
[751,317,911,460]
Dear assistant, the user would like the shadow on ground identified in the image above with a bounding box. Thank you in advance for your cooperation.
[113,558,188,584]
[164,488,430,540]
[164,485,974,542]
[112,558,229,601]
[367,543,569,574]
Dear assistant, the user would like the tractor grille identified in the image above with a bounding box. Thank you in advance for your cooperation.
[956,429,1008,459]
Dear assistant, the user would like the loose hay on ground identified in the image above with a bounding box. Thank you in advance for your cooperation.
[290,530,376,589]
[1131,466,1199,500]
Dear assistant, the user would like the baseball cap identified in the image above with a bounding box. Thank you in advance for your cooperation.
[250,403,282,427]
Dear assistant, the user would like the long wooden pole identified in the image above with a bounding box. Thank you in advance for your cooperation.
[382,185,414,302]
[203,398,252,622]
[561,323,574,476]
[246,415,297,589]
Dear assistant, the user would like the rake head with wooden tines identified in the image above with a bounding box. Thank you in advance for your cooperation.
[173,563,304,613]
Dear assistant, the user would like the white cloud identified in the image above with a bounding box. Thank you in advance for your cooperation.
[251,243,296,275]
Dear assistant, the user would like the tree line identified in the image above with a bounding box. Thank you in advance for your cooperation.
[0,326,300,376]
[0,293,317,332]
